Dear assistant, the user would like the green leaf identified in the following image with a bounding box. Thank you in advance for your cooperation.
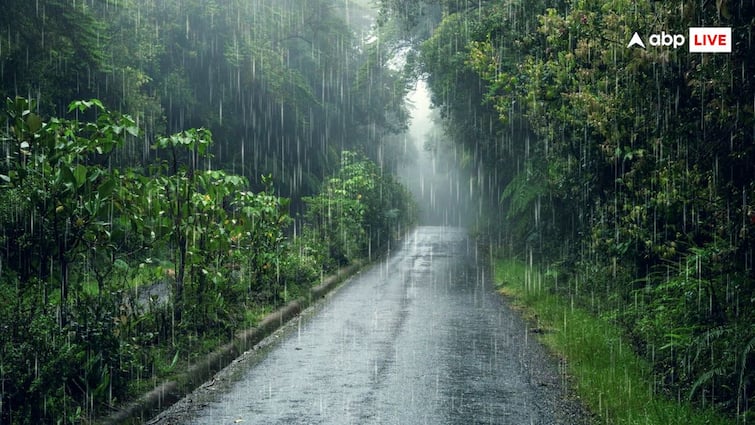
[90,99,105,111]
[26,113,42,133]
[93,368,110,398]
[68,100,91,113]
[125,125,139,137]
[60,165,77,189]
[74,164,87,188]
[169,350,180,370]
[98,177,116,198]
[113,259,129,271]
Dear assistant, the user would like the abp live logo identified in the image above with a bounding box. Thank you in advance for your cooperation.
[689,27,731,53]
[627,27,731,53]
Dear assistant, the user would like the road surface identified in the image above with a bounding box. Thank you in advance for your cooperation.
[149,226,590,424]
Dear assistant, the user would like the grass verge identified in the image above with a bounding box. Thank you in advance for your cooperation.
[493,257,734,425]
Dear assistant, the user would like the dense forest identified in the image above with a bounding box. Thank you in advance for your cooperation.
[3,0,755,423]
[1,0,414,196]
[380,0,754,421]
[0,1,416,423]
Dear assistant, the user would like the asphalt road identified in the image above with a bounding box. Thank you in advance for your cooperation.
[148,226,590,424]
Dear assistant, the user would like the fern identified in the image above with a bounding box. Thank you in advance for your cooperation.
[501,167,546,220]
[688,366,728,401]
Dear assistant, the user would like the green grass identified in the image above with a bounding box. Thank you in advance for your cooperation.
[242,304,275,328]
[494,258,734,425]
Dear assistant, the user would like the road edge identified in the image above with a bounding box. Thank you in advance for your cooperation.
[99,259,367,425]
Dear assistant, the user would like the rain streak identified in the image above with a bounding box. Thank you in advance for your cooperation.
[0,1,752,424]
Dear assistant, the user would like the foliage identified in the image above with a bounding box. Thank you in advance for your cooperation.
[0,97,138,312]
[303,151,416,268]
[0,97,140,423]
[389,0,755,420]
[0,0,408,201]
[0,1,418,422]
[494,257,734,425]
[0,92,416,423]
[0,0,107,112]
[624,240,755,415]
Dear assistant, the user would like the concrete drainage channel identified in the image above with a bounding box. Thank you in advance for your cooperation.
[100,259,367,425]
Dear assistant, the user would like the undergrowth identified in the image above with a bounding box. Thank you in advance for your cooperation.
[494,257,735,425]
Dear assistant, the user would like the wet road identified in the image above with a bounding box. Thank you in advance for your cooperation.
[152,226,587,424]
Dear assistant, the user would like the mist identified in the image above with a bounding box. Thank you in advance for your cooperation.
[397,79,478,227]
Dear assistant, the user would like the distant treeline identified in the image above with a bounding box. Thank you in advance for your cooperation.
[0,0,411,199]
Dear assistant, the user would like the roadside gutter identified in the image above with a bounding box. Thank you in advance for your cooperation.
[100,260,365,425]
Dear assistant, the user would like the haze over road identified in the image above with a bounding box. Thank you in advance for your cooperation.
[150,226,588,424]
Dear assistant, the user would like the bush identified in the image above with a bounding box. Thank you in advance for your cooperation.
[303,151,415,266]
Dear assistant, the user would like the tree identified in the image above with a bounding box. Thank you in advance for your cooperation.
[304,151,415,266]
[391,0,755,417]
[1,97,138,320]
[0,1,108,113]
[0,97,140,423]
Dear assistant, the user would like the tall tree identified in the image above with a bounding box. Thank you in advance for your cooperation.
[0,0,107,114]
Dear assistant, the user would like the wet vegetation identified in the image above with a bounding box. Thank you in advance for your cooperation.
[3,0,754,423]
[382,0,754,422]
[496,258,732,424]
[0,1,414,423]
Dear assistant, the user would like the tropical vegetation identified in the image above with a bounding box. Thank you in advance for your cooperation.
[382,0,755,421]
[0,1,416,423]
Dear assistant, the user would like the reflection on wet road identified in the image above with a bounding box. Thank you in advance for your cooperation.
[184,227,569,424]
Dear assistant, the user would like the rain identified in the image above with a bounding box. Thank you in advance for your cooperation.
[0,0,753,424]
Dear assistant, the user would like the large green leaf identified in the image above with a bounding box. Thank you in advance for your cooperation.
[74,164,87,188]
[60,164,77,189]
[97,177,116,198]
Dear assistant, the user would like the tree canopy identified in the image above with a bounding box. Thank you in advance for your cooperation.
[388,0,755,420]
[0,2,417,423]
